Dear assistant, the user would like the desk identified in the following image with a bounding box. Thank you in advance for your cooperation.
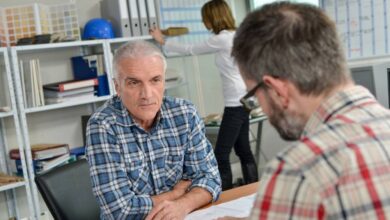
[205,115,268,164]
[204,182,259,209]
[187,182,259,219]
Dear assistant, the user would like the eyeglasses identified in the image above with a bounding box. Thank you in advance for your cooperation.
[240,81,264,111]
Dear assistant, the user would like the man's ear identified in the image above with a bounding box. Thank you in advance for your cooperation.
[262,75,290,108]
[114,79,120,97]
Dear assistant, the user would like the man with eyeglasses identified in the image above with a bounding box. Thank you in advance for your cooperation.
[223,2,390,219]
[85,40,221,219]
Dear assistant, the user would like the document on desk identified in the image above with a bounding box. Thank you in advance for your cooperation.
[185,194,256,220]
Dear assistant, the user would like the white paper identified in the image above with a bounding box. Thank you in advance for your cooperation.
[185,194,256,220]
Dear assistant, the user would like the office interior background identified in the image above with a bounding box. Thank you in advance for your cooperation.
[2,0,390,219]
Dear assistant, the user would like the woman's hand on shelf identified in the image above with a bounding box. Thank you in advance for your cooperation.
[149,26,165,46]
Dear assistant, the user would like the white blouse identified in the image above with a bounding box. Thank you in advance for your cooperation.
[163,30,246,107]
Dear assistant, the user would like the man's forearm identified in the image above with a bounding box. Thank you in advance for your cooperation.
[151,189,182,205]
[175,187,213,214]
[151,180,191,206]
[146,187,213,220]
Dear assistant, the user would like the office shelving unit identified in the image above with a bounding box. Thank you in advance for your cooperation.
[0,47,36,219]
[10,39,114,218]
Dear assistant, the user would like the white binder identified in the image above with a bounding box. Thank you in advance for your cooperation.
[137,0,149,35]
[146,0,158,29]
[127,0,142,36]
[100,0,131,38]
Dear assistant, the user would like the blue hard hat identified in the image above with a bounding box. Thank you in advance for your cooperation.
[83,18,115,40]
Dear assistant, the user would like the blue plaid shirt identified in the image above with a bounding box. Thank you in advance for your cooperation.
[86,96,221,220]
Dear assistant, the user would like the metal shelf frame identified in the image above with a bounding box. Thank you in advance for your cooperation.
[0,47,37,219]
[10,40,116,219]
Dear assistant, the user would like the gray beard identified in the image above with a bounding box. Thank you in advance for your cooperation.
[267,95,306,141]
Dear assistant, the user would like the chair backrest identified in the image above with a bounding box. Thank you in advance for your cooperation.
[35,159,100,220]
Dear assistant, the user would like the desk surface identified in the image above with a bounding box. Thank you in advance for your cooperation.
[202,182,259,209]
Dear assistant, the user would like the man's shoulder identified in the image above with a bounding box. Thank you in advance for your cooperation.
[271,131,342,177]
[89,96,124,124]
[275,123,378,176]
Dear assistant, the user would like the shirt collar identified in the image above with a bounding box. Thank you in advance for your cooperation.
[302,86,375,136]
[113,95,167,132]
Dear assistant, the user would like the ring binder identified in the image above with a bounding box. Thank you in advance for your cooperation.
[101,0,132,38]
[137,0,150,35]
[146,0,158,30]
[128,0,142,36]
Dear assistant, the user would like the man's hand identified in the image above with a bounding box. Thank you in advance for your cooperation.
[149,184,212,219]
[145,200,188,220]
[151,180,192,206]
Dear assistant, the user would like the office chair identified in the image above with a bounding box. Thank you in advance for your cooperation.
[35,159,100,220]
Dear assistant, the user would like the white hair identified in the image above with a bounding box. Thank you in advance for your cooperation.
[112,40,167,81]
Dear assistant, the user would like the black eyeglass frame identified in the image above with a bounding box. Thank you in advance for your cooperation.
[240,81,264,111]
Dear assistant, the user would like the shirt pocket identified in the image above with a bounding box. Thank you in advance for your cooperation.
[126,158,148,191]
[164,154,183,187]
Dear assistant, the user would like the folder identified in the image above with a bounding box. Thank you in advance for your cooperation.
[137,0,149,35]
[162,27,189,36]
[100,0,131,38]
[146,0,158,29]
[127,0,142,36]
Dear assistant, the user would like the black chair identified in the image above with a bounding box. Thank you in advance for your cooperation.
[35,159,100,220]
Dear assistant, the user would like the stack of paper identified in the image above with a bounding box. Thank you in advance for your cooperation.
[185,194,256,220]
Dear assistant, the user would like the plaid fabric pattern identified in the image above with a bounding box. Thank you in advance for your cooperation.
[250,86,390,219]
[86,96,221,220]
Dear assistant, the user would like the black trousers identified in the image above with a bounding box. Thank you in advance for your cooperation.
[214,106,257,189]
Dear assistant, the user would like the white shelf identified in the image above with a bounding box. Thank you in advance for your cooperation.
[107,36,153,44]
[0,181,26,192]
[13,39,105,52]
[13,36,153,52]
[0,111,13,118]
[23,96,111,114]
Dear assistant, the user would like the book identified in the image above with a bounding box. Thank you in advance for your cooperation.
[0,172,24,185]
[43,78,98,92]
[37,153,71,171]
[9,143,69,160]
[43,86,95,98]
[0,64,11,109]
[44,91,96,104]
[14,153,71,175]
[35,59,45,106]
[20,59,44,107]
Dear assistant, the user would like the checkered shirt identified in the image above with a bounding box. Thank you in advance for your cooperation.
[250,86,390,219]
[86,96,221,220]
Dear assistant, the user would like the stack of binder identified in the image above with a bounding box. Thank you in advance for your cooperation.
[101,0,158,37]
[9,143,72,175]
[42,78,98,104]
